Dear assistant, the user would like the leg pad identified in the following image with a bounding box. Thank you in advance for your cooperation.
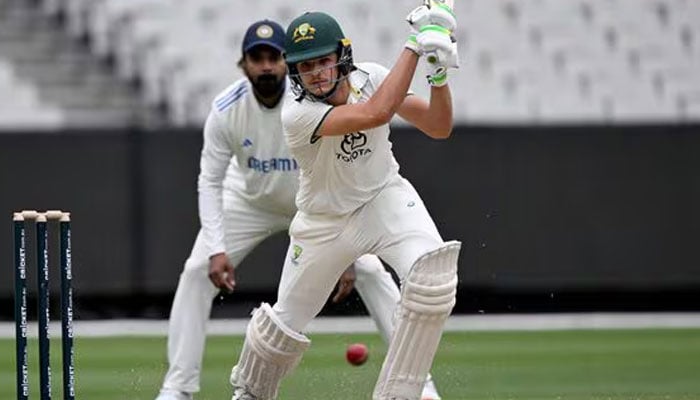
[230,303,310,399]
[373,241,461,400]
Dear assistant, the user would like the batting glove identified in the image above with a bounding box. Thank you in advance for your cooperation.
[417,25,459,65]
[417,25,459,86]
[405,33,422,55]
[406,1,457,33]
[426,65,449,87]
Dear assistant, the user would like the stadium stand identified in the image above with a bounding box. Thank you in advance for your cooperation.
[1,0,699,128]
[0,0,160,129]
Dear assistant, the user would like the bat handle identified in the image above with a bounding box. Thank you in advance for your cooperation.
[425,0,451,7]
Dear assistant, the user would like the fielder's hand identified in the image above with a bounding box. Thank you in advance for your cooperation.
[332,265,357,303]
[208,253,235,293]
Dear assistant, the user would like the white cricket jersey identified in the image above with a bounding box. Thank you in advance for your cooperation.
[199,78,298,256]
[281,62,400,215]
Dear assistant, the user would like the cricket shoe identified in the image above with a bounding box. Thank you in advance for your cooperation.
[231,387,257,400]
[421,375,442,400]
[155,389,193,400]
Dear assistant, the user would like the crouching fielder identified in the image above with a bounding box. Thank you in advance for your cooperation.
[229,3,460,400]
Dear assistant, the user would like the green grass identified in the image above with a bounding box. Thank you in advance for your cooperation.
[1,329,700,399]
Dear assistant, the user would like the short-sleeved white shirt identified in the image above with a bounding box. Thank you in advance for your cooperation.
[281,62,401,215]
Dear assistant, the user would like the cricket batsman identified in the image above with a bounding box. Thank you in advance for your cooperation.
[228,2,460,400]
[154,18,442,400]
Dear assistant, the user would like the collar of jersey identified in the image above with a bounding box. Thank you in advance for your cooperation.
[347,67,370,99]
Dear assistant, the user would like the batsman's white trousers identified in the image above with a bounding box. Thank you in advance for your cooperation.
[274,176,445,333]
[161,193,400,393]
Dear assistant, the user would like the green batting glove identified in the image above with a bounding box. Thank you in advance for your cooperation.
[426,65,448,87]
[405,34,422,55]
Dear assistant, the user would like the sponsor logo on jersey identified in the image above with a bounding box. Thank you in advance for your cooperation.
[242,138,253,147]
[336,132,372,163]
[247,156,298,173]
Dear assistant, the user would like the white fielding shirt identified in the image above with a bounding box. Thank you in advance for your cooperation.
[281,62,401,216]
[199,78,298,257]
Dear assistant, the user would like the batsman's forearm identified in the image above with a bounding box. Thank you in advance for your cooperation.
[426,84,453,139]
[367,49,419,122]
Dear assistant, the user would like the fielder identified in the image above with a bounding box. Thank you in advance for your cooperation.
[228,4,460,400]
[154,19,441,400]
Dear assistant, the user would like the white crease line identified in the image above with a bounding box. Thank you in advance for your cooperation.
[1,313,700,338]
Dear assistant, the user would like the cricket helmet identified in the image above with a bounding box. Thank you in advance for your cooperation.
[284,12,355,100]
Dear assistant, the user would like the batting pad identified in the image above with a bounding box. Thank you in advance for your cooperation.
[230,303,311,399]
[373,241,461,400]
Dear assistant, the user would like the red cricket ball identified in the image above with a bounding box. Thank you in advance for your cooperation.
[346,343,369,366]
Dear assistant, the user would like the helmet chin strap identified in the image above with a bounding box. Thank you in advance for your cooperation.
[290,55,354,103]
[306,73,350,102]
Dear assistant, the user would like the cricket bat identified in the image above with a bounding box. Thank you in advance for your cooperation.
[428,0,454,9]
[424,0,455,65]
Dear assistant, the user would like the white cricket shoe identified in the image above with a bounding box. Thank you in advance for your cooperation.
[231,387,257,400]
[421,375,442,400]
[155,389,193,400]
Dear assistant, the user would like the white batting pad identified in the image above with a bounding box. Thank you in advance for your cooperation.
[373,241,461,400]
[230,303,311,400]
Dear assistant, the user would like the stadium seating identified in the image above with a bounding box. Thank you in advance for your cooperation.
[2,0,699,128]
[0,0,154,129]
[0,57,65,128]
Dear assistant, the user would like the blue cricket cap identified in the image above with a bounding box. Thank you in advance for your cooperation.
[242,20,286,55]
